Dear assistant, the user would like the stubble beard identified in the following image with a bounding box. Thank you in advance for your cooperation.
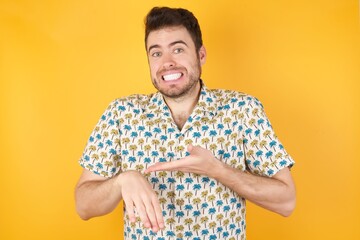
[153,61,202,100]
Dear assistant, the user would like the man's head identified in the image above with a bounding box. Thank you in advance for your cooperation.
[145,7,203,53]
[144,7,206,100]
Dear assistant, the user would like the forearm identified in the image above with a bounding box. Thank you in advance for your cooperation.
[211,162,296,216]
[145,144,296,216]
[75,176,122,220]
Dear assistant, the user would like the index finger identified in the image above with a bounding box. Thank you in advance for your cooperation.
[145,160,184,173]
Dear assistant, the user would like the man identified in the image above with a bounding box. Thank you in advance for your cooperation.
[75,6,295,240]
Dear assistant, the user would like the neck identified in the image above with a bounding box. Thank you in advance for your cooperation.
[163,81,201,130]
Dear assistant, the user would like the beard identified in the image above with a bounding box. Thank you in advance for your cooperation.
[152,61,202,99]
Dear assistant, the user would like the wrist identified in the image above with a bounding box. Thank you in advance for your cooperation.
[114,172,124,190]
[208,158,228,179]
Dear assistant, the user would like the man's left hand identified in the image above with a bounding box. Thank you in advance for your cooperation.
[145,144,221,177]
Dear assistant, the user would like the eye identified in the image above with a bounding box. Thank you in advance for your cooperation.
[174,48,184,54]
[151,51,162,57]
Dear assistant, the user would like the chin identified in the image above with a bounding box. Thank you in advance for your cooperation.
[160,89,184,98]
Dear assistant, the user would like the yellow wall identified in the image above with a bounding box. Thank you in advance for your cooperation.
[1,0,359,239]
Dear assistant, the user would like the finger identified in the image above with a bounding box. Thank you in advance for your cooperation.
[143,197,160,232]
[188,144,203,157]
[152,196,164,229]
[188,144,205,155]
[187,143,193,153]
[188,144,200,157]
[145,161,184,173]
[134,200,151,229]
[123,198,136,223]
[145,162,171,172]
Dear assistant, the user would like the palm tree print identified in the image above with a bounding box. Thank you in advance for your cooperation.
[79,83,294,239]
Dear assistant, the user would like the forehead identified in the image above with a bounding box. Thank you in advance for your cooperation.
[146,26,194,50]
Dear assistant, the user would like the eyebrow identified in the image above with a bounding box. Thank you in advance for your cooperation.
[148,40,188,53]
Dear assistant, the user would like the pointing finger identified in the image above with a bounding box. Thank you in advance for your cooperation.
[145,161,185,173]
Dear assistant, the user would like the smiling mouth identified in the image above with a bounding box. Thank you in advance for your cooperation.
[162,73,183,81]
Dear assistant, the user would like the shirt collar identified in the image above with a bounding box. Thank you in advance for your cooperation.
[143,80,219,117]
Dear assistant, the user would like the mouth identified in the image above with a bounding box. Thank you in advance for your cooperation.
[162,72,183,81]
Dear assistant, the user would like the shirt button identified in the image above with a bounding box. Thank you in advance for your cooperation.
[178,136,184,141]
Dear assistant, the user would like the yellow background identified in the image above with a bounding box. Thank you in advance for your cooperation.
[1,0,359,239]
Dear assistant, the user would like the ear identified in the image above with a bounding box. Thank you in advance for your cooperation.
[198,45,207,65]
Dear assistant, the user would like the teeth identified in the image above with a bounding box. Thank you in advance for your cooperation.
[163,73,182,81]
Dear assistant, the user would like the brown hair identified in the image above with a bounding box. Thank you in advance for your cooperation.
[145,7,203,51]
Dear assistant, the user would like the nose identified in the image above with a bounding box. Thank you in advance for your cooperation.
[161,52,176,69]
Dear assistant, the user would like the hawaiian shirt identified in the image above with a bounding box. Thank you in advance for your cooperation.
[79,82,294,240]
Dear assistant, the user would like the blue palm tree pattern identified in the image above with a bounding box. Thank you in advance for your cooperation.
[79,83,294,239]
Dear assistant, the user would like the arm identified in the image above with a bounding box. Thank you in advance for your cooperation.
[212,163,295,216]
[75,169,122,220]
[76,100,163,231]
[75,169,164,231]
[145,144,296,217]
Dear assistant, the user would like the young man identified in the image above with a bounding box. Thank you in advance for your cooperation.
[75,7,295,240]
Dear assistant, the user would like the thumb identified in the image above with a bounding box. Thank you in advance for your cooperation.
[187,144,194,153]
[187,144,202,155]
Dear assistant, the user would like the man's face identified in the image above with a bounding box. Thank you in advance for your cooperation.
[146,26,206,99]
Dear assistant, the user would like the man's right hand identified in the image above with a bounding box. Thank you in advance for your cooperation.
[75,169,164,232]
[117,170,164,232]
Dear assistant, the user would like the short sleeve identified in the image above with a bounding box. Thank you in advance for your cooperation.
[79,100,122,178]
[242,96,294,177]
